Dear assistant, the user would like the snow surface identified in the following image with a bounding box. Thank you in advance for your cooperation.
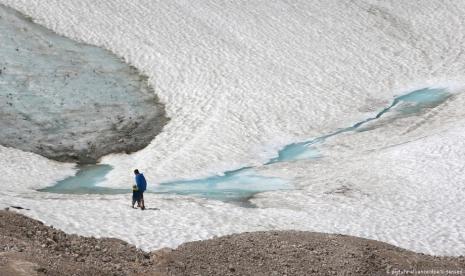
[1,0,465,255]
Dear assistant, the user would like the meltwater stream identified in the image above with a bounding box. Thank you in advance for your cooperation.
[267,88,451,163]
[41,88,452,202]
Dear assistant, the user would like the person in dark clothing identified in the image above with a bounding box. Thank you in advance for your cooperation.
[134,169,147,210]
[131,185,141,208]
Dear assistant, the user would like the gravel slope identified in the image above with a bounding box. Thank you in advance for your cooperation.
[1,209,464,276]
[0,210,155,276]
[155,231,465,276]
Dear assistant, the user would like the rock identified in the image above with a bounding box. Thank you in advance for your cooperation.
[36,267,47,273]
[2,210,465,276]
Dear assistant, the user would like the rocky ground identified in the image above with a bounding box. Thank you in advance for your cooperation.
[157,232,465,276]
[0,209,156,276]
[1,209,464,275]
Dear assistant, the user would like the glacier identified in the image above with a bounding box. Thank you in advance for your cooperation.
[0,4,167,163]
[1,0,465,256]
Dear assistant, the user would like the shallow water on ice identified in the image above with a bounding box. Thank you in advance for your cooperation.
[40,165,127,195]
[42,165,289,203]
[41,88,451,203]
[157,168,288,203]
[268,87,451,163]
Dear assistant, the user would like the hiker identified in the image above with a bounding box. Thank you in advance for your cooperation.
[134,169,147,210]
[131,184,141,208]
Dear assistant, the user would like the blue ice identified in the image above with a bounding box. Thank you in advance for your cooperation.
[268,87,450,165]
[42,165,289,204]
[42,88,451,202]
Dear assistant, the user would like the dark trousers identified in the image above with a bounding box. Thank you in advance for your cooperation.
[132,191,141,206]
[139,192,145,209]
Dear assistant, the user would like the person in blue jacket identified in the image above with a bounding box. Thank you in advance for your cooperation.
[134,169,147,210]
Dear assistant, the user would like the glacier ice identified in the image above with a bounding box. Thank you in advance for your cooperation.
[0,4,167,163]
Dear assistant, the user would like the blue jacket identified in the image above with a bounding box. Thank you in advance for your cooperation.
[135,173,147,192]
